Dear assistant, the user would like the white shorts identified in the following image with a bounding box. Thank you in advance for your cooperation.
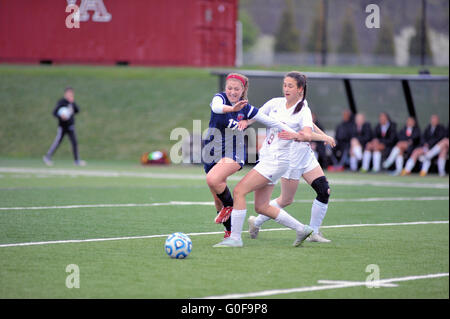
[253,155,290,185]
[282,151,320,180]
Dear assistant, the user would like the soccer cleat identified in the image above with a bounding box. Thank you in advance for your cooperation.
[248,215,260,239]
[215,206,233,224]
[213,237,243,247]
[419,170,427,177]
[224,231,231,239]
[306,232,331,243]
[359,168,368,173]
[400,169,410,176]
[74,160,87,166]
[293,225,313,247]
[389,170,402,176]
[43,156,53,166]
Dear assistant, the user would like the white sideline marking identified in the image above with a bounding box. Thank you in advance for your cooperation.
[0,167,448,189]
[201,273,449,299]
[0,220,447,248]
[0,196,448,211]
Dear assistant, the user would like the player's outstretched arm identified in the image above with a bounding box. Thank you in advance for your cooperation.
[252,112,296,133]
[221,100,248,113]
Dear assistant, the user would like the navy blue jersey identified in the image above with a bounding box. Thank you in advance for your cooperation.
[203,92,259,173]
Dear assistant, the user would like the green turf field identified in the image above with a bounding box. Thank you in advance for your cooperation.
[0,158,448,299]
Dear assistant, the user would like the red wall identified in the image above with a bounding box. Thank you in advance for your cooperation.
[0,0,237,66]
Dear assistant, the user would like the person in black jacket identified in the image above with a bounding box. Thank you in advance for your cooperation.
[310,112,329,169]
[43,87,86,166]
[328,109,354,171]
[349,113,372,171]
[402,115,447,176]
[382,116,421,175]
[361,112,397,173]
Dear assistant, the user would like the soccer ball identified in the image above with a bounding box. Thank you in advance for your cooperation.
[164,232,192,259]
[57,106,72,120]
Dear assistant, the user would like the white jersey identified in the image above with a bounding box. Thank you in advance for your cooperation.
[258,97,313,163]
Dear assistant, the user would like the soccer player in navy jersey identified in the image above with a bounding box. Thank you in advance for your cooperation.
[203,73,296,238]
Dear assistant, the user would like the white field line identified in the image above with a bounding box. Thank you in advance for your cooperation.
[200,273,449,299]
[0,167,448,189]
[0,220,447,248]
[0,196,448,212]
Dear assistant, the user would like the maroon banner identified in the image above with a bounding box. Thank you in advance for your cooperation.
[0,0,237,66]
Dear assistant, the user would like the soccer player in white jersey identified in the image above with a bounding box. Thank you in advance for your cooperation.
[214,72,332,248]
[204,73,300,238]
[247,113,334,243]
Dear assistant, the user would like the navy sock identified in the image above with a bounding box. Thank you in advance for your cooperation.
[217,186,233,207]
[223,216,232,231]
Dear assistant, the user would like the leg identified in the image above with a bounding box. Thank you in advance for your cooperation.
[350,138,363,171]
[402,147,425,175]
[44,127,65,164]
[213,169,270,247]
[206,158,241,195]
[253,182,312,246]
[67,126,79,162]
[372,141,385,172]
[205,158,241,227]
[250,177,299,237]
[303,166,331,241]
[438,138,449,176]
[361,140,375,172]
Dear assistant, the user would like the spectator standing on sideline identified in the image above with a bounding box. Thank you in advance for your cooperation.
[43,87,86,167]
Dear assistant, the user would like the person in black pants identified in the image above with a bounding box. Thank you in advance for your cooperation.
[329,109,354,171]
[43,87,86,166]
[310,113,329,169]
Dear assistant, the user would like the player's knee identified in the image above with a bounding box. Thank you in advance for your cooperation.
[206,174,220,188]
[232,185,246,200]
[254,202,269,214]
[311,176,330,204]
[278,196,293,207]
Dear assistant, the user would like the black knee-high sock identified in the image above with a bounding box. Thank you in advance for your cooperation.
[217,186,233,232]
[223,217,231,232]
[217,186,233,207]
[216,211,232,231]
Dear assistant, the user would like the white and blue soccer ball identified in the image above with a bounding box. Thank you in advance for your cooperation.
[164,232,192,259]
[57,106,73,120]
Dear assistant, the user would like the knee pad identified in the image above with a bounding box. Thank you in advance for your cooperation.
[311,176,330,204]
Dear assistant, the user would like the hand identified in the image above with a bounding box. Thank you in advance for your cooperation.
[231,100,248,112]
[324,136,336,148]
[237,120,249,131]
